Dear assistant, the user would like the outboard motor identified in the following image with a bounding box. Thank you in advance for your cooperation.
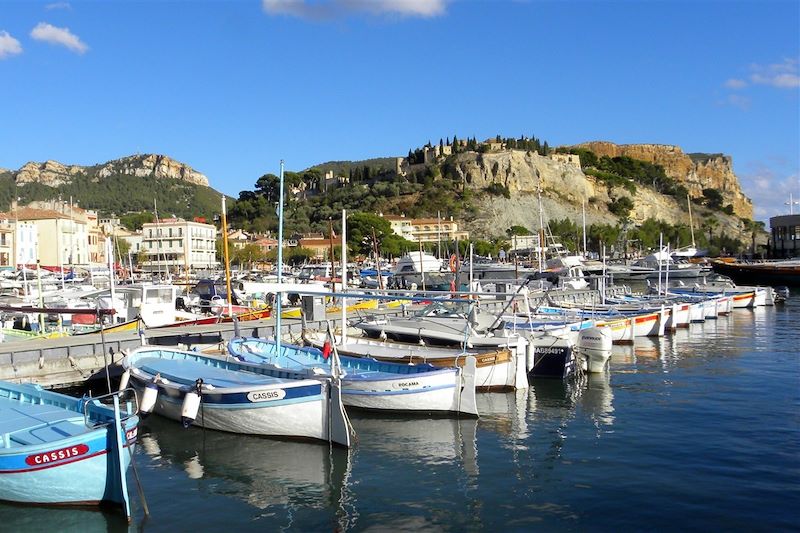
[576,326,613,373]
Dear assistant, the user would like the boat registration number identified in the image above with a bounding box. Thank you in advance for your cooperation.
[25,444,89,466]
[247,389,286,402]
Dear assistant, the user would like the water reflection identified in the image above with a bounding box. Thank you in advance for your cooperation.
[477,389,530,441]
[350,413,479,476]
[581,373,615,428]
[344,414,481,531]
[0,503,130,533]
[139,416,353,527]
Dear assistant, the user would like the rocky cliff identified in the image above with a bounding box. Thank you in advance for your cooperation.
[11,154,209,188]
[442,148,750,242]
[574,141,752,219]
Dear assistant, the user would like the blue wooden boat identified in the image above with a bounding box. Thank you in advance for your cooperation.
[228,337,478,415]
[0,382,138,516]
[122,346,352,447]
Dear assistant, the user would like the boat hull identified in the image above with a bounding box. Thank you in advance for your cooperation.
[124,347,351,446]
[0,435,135,506]
[148,384,328,441]
[228,338,477,415]
[307,334,521,391]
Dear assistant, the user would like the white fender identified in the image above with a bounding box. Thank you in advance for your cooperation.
[181,391,202,428]
[457,355,478,416]
[118,369,130,392]
[140,382,158,415]
[513,336,529,390]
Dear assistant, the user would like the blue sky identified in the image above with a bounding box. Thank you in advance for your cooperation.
[0,0,798,220]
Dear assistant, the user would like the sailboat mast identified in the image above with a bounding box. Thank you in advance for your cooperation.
[275,160,285,354]
[582,199,587,256]
[687,193,696,248]
[537,182,545,272]
[221,195,233,317]
[328,218,336,292]
[341,209,347,346]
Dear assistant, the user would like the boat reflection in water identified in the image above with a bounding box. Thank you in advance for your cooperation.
[349,412,478,475]
[0,503,129,532]
[339,413,480,531]
[476,389,530,442]
[138,416,354,529]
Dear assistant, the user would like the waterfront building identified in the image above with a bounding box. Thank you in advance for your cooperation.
[769,214,800,258]
[141,218,218,272]
[227,229,251,250]
[298,237,338,260]
[381,214,469,243]
[0,206,86,268]
[255,237,278,255]
[0,218,14,269]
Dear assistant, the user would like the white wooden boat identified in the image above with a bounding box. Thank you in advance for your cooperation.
[304,332,528,391]
[0,383,138,516]
[122,346,351,447]
[227,337,478,416]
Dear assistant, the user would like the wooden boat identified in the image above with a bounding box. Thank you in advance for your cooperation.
[280,299,377,319]
[227,337,478,416]
[711,259,800,287]
[303,331,527,391]
[121,346,351,447]
[0,383,138,516]
[154,308,271,329]
[595,316,635,343]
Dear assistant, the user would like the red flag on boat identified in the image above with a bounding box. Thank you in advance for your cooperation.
[322,340,332,360]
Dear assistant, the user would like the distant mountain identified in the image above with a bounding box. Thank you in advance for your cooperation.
[0,154,226,219]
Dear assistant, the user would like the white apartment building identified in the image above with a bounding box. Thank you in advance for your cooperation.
[15,220,38,267]
[141,218,218,272]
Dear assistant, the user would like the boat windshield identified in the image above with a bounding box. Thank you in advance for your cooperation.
[144,287,175,304]
[415,301,472,318]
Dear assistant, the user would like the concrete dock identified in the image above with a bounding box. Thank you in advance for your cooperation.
[0,288,603,388]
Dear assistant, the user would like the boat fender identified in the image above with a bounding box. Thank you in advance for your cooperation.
[181,379,203,428]
[140,382,159,416]
[119,369,131,392]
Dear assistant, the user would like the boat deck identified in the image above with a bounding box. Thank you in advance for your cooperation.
[0,397,86,448]
[136,357,287,389]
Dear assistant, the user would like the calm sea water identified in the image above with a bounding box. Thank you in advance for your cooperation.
[2,294,798,532]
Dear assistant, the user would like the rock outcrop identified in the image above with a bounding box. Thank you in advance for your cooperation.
[448,150,598,204]
[574,141,753,219]
[10,154,209,188]
[440,148,751,242]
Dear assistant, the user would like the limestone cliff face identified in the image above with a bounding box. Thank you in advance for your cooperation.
[11,154,209,188]
[448,150,598,204]
[444,149,748,241]
[15,160,85,187]
[575,141,753,219]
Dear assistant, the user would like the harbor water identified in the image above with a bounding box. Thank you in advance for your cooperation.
[1,295,798,531]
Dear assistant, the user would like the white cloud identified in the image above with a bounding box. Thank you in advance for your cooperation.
[262,0,447,19]
[748,58,799,89]
[45,2,72,10]
[724,93,751,110]
[0,31,22,59]
[724,78,747,89]
[740,163,800,221]
[30,22,88,54]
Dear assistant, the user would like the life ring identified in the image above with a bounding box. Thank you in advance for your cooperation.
[449,254,458,273]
